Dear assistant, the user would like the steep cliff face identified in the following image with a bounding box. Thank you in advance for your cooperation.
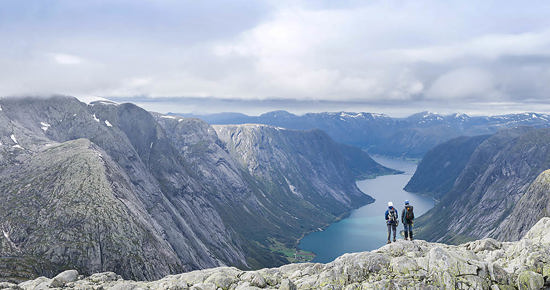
[213,124,395,215]
[404,134,490,199]
[12,218,550,289]
[414,127,550,244]
[494,170,550,241]
[0,96,390,281]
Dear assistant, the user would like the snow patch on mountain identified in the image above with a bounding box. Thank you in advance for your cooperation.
[285,177,302,197]
[339,112,364,119]
[40,122,51,131]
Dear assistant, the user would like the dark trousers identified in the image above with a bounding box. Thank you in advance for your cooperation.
[387,223,397,241]
[403,222,413,241]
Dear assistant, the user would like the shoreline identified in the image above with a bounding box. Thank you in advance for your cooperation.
[296,156,432,263]
[293,170,401,262]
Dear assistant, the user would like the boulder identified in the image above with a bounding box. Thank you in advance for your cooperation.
[50,270,79,288]
[517,271,544,290]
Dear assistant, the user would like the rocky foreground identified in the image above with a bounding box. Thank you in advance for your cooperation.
[4,218,550,289]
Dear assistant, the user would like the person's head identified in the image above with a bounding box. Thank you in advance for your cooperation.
[388,201,393,208]
[405,200,410,205]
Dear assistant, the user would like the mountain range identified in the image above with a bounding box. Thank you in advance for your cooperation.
[0,96,394,282]
[3,96,550,285]
[180,111,550,158]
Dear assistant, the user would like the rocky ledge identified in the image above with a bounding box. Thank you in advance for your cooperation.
[4,218,550,290]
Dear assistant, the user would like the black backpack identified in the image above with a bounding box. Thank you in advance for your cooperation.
[405,205,414,221]
[388,209,397,223]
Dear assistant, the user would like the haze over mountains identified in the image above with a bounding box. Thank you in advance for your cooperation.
[0,96,394,281]
[179,111,550,158]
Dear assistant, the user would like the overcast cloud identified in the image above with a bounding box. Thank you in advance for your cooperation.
[1,0,550,115]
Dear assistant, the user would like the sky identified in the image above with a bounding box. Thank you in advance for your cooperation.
[2,0,550,116]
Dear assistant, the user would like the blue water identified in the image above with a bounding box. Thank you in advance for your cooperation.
[298,156,434,263]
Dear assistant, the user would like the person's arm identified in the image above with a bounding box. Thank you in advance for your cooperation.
[385,210,388,220]
[401,209,405,223]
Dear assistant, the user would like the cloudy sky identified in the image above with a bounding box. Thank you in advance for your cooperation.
[2,0,550,116]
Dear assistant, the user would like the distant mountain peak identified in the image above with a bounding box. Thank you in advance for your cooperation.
[214,123,286,131]
[451,112,470,119]
[406,111,444,123]
[259,110,295,118]
[89,100,120,107]
[408,111,440,118]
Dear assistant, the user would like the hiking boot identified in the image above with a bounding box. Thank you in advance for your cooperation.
[409,232,414,241]
[387,240,391,244]
[393,238,396,242]
[404,232,409,240]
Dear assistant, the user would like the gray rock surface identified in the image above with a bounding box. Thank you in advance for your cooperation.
[15,217,550,289]
[495,170,550,241]
[213,124,394,215]
[50,270,79,287]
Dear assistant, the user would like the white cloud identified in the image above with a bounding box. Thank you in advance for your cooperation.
[427,68,496,99]
[1,0,550,114]
[52,53,84,65]
[382,31,550,64]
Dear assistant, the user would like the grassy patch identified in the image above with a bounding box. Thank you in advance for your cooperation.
[268,239,315,263]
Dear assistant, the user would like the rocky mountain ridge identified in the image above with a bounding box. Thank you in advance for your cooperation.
[180,110,550,158]
[8,217,550,289]
[0,96,393,281]
[408,127,550,244]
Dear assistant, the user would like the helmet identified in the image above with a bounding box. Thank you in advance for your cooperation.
[405,200,410,205]
[388,201,393,207]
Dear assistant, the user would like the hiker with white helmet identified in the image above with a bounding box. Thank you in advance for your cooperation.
[385,201,398,244]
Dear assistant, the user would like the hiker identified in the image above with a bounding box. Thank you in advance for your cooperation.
[401,200,414,241]
[385,201,398,243]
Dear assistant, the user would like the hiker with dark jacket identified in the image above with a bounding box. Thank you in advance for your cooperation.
[401,200,414,240]
[385,202,398,243]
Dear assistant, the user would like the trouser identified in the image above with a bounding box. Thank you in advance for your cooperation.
[387,223,397,241]
[404,222,413,239]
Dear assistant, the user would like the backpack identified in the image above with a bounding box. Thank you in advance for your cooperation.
[388,209,397,223]
[405,206,414,221]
